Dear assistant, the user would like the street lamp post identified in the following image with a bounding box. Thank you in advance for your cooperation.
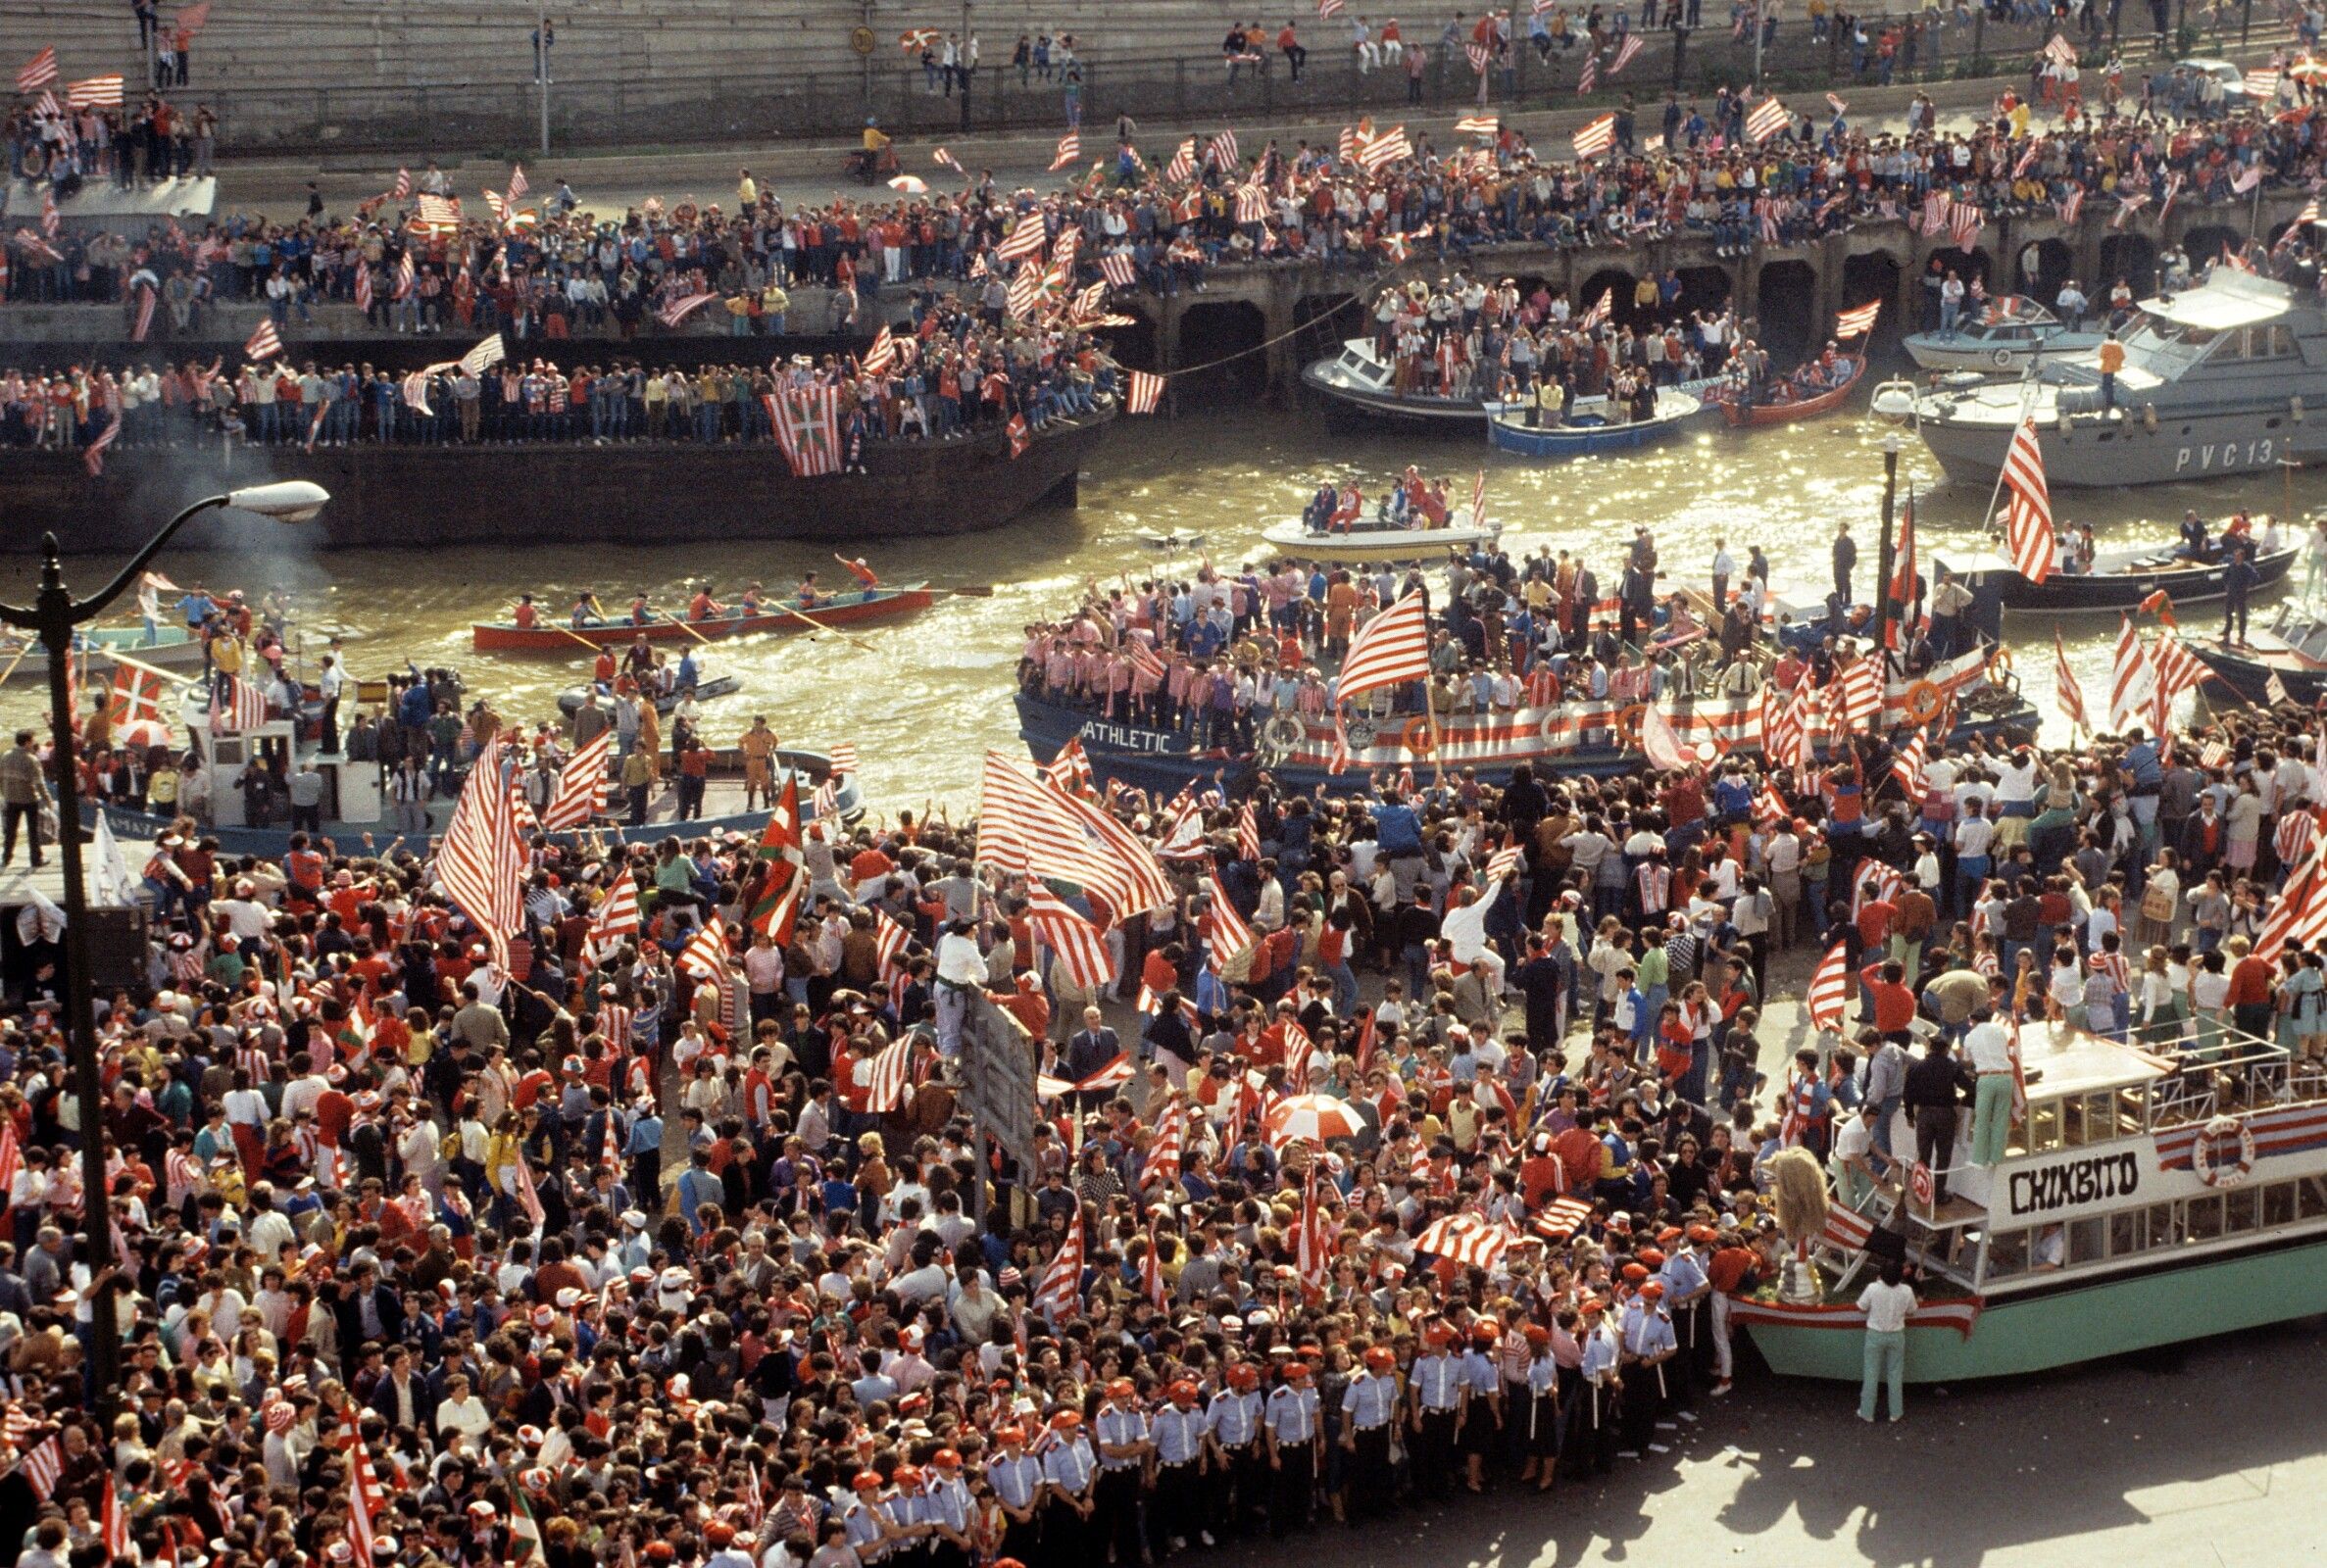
[0,480,327,1426]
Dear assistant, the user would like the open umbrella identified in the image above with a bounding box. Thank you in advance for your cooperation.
[888,174,929,194]
[1264,1094,1369,1148]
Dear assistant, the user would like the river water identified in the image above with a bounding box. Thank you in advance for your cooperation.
[6,402,2320,811]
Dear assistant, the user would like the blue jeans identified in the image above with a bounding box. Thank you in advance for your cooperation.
[1327,959,1360,1015]
[1859,1329,1905,1419]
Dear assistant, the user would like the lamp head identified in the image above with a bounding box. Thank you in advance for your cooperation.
[1869,381,1917,423]
[223,481,330,523]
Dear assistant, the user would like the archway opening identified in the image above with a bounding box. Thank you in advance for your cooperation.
[1578,266,1640,329]
[1097,309,1160,373]
[1293,293,1362,364]
[2014,237,2074,304]
[1673,265,1735,324]
[1839,252,1904,346]
[2183,223,2242,269]
[1755,259,1819,361]
[1175,301,1268,401]
[2097,234,2158,295]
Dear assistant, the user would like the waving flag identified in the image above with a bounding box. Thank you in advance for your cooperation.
[1028,882,1115,991]
[80,415,120,477]
[656,291,718,328]
[2001,420,2055,583]
[1165,137,1197,182]
[1571,113,1617,160]
[16,47,56,92]
[1807,940,1851,1031]
[539,730,612,830]
[1208,128,1241,171]
[1126,369,1164,414]
[1640,704,1692,771]
[66,74,123,108]
[1455,113,1499,135]
[1834,299,1880,338]
[860,324,898,376]
[865,1034,916,1113]
[436,733,525,968]
[243,320,282,362]
[2109,615,2155,730]
[2054,627,2089,733]
[1358,124,1411,172]
[1577,52,1598,93]
[1610,32,1644,74]
[1745,96,1790,143]
[1837,655,1883,728]
[1415,1212,1510,1271]
[1032,1201,1086,1320]
[1049,131,1081,172]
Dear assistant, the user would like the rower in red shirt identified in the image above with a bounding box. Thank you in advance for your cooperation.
[514,593,540,629]
[688,583,725,621]
[836,555,881,590]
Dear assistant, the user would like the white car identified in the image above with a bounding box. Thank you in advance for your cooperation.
[2176,57,2251,104]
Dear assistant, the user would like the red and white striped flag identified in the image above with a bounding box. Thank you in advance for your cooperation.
[80,414,120,477]
[589,874,639,961]
[864,1032,916,1111]
[354,263,373,315]
[243,319,282,362]
[1296,1163,1333,1286]
[435,732,526,969]
[1580,287,1612,328]
[1611,32,1644,74]
[934,145,965,174]
[1027,881,1115,991]
[1236,800,1263,860]
[1204,869,1256,971]
[538,728,612,830]
[18,1435,60,1499]
[1049,131,1081,172]
[2112,191,2151,229]
[1890,728,1928,797]
[1455,113,1499,135]
[391,167,412,200]
[1467,40,1493,73]
[860,324,898,376]
[1414,1212,1510,1271]
[2150,626,2209,732]
[1532,1195,1594,1240]
[16,46,56,92]
[1469,466,1487,531]
[346,1436,390,1562]
[2267,671,2293,709]
[1834,299,1880,338]
[1032,1200,1086,1320]
[1807,940,1850,1031]
[1837,655,1883,728]
[1209,128,1241,170]
[102,1477,131,1562]
[678,915,730,984]
[67,74,123,108]
[1318,0,1345,16]
[1164,137,1197,182]
[1826,90,1849,115]
[829,742,860,774]
[206,670,269,731]
[1126,369,1164,414]
[1142,1100,1187,1188]
[507,163,529,202]
[1099,252,1137,290]
[1745,96,1790,143]
[1358,124,1411,172]
[2109,615,2156,731]
[874,907,912,977]
[976,750,1173,915]
[1576,52,1598,93]
[2055,627,2088,733]
[656,291,718,328]
[2001,420,2055,584]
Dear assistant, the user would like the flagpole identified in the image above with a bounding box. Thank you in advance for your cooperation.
[1424,669,1445,787]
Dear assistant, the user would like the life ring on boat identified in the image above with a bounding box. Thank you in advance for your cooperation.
[1992,347,2015,369]
[1260,713,1305,756]
[1905,680,1947,727]
[1986,645,2015,682]
[2190,1114,2255,1189]
[1615,705,1647,744]
[1537,710,1564,747]
[1401,716,1436,756]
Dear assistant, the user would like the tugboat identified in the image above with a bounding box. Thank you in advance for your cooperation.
[1907,266,2327,489]
[1301,337,1496,430]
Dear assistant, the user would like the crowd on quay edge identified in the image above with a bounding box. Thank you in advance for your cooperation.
[12,43,2327,347]
[1,503,2325,1567]
[0,281,1118,457]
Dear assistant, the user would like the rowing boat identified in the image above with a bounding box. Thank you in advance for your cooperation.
[470,585,933,653]
[557,673,741,716]
[0,623,208,683]
[1710,356,1865,428]
[1484,388,1704,458]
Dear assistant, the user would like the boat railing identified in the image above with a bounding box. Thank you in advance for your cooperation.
[2137,1031,2305,1134]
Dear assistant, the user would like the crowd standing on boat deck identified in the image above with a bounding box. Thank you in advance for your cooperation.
[16,510,2327,1563]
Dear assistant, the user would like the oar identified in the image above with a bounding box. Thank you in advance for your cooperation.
[931,585,996,598]
[770,602,881,655]
[0,638,34,686]
[553,624,608,658]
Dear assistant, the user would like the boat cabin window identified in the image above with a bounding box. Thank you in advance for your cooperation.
[2123,317,2215,376]
[2294,623,2327,662]
[2207,324,2297,362]
[1983,1226,2030,1281]
[2024,1096,2064,1153]
[2184,1193,2224,1243]
[2065,1216,2105,1265]
[2302,1174,2327,1219]
[1338,348,1390,388]
[2262,1181,2297,1228]
[2224,1185,2261,1234]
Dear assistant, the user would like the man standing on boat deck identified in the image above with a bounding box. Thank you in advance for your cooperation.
[1832,521,1857,607]
[1963,1005,2015,1165]
[933,918,984,1058]
[1903,1034,1973,1207]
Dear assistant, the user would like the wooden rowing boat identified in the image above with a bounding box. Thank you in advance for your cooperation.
[470,585,934,653]
[1937,542,2300,612]
[1712,357,1865,428]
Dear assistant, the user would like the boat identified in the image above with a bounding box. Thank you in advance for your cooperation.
[8,407,1113,557]
[2185,605,2327,705]
[1016,643,2033,797]
[1708,356,1865,427]
[0,623,209,683]
[471,585,935,653]
[1737,1018,2327,1383]
[1937,540,2300,612]
[1139,530,1206,551]
[1300,338,1494,429]
[1901,297,2107,374]
[1258,507,1500,564]
[1906,266,2327,489]
[557,672,742,716]
[1483,388,1704,458]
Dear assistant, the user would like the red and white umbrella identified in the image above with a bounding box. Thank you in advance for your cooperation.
[1263,1094,1369,1148]
[888,174,929,194]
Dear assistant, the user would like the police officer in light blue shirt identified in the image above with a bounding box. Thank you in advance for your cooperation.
[986,1423,1044,1564]
[1264,1362,1321,1532]
[1406,1325,1464,1497]
[1092,1379,1151,1564]
[1152,1378,1211,1550]
[1659,1228,1715,1420]
[1041,1409,1098,1562]
[922,1451,975,1568]
[1207,1363,1267,1538]
[1569,1298,1622,1477]
[840,1473,890,1565]
[1618,1282,1680,1457]
[1341,1346,1401,1520]
[1459,1322,1506,1490]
